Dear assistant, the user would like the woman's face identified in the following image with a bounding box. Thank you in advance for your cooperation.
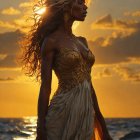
[70,0,88,21]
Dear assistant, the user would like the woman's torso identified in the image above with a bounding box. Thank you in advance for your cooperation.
[50,34,95,93]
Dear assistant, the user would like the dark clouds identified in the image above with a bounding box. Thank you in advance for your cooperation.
[88,30,140,64]
[0,29,23,68]
[0,29,23,54]
[89,14,140,64]
[0,15,140,71]
[0,13,140,68]
[91,14,140,31]
[0,54,18,68]
[89,14,140,82]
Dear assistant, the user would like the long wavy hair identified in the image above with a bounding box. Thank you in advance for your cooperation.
[17,0,73,84]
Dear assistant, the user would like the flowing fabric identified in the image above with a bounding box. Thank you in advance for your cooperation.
[44,36,103,140]
[45,79,95,140]
[94,115,103,140]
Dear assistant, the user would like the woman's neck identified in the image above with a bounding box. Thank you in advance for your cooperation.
[57,18,74,37]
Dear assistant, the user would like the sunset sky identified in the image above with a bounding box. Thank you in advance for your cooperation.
[0,0,140,118]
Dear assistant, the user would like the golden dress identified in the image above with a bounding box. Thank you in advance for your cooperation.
[45,39,103,140]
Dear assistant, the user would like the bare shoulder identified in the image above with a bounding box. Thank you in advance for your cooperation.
[41,34,58,57]
[77,36,88,48]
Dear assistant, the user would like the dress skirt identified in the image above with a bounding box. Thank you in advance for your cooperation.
[45,79,102,140]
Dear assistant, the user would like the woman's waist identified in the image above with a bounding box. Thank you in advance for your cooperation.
[56,75,92,93]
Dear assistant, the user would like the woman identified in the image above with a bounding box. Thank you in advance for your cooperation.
[19,0,113,139]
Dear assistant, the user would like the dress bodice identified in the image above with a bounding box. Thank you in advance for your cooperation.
[52,45,95,92]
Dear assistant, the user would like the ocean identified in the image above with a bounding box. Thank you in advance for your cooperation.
[0,117,140,140]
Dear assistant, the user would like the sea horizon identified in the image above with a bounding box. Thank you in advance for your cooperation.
[0,117,140,140]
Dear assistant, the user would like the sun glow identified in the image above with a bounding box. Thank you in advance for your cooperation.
[34,6,46,15]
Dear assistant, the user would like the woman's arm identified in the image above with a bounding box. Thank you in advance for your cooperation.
[90,83,113,140]
[77,36,112,139]
[36,37,56,140]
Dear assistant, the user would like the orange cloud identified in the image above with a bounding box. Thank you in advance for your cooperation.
[0,54,7,60]
[19,2,33,8]
[91,14,140,32]
[88,29,140,64]
[13,18,34,33]
[0,2,34,32]
[0,20,16,29]
[1,7,21,15]
[113,65,140,83]
[0,77,14,81]
[0,16,33,33]
[93,67,112,79]
[124,10,140,17]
